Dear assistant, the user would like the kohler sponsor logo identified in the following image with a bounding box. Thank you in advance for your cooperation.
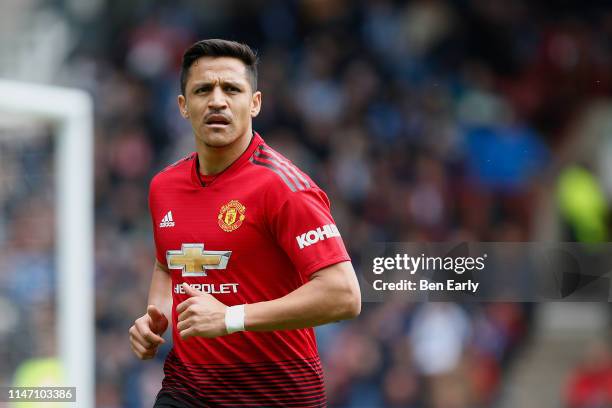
[296,224,340,249]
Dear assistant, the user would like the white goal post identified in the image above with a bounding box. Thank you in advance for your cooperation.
[0,79,94,408]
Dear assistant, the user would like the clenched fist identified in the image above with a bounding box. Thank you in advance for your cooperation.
[129,305,168,360]
[176,283,228,339]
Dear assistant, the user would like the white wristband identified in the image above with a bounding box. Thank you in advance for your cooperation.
[225,304,245,334]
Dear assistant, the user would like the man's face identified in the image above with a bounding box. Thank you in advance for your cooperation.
[178,57,261,148]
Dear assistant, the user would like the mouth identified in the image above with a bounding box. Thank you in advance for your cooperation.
[204,114,231,128]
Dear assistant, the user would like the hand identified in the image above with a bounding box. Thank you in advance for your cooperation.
[176,283,228,340]
[129,305,168,360]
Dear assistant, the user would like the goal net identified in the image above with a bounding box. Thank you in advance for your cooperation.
[0,80,94,407]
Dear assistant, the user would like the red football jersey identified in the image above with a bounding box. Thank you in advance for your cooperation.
[148,132,350,407]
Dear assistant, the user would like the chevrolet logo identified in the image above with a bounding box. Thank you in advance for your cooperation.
[166,243,231,277]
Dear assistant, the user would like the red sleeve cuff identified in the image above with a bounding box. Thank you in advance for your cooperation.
[300,255,352,280]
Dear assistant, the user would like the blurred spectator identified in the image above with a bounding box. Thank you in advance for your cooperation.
[565,341,612,408]
[410,303,471,376]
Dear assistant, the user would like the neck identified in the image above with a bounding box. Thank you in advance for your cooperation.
[196,129,253,175]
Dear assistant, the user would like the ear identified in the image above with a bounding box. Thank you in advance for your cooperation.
[178,94,189,119]
[250,91,262,118]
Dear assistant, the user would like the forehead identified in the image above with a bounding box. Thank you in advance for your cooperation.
[187,56,249,85]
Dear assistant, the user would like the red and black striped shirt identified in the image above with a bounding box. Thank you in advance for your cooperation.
[148,132,350,407]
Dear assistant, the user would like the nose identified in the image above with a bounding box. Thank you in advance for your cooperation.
[208,86,228,110]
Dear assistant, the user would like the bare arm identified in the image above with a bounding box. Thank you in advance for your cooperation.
[176,261,361,339]
[245,261,361,331]
[129,260,171,359]
[148,260,173,319]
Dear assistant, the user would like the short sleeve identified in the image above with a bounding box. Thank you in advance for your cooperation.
[148,178,167,267]
[269,188,350,279]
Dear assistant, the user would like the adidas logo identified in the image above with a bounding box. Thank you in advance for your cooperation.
[159,211,175,228]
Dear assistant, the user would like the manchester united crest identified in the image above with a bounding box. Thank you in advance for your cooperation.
[218,200,246,232]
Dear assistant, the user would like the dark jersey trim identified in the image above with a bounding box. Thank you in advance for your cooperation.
[259,146,312,189]
[160,152,197,174]
[249,156,299,192]
[254,148,305,190]
[249,145,313,192]
[159,351,326,407]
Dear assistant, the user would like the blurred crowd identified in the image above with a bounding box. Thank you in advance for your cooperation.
[1,0,612,407]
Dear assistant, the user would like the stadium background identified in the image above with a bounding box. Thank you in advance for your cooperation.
[0,0,611,407]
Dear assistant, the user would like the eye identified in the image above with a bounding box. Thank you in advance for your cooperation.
[195,86,211,94]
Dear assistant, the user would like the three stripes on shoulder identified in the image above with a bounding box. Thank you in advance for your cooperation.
[250,146,311,192]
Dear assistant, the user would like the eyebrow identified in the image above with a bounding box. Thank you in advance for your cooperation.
[191,79,245,89]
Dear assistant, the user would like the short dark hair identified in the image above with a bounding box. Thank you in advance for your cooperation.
[180,39,258,95]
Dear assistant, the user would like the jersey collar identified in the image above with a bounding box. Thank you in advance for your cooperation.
[190,131,263,187]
